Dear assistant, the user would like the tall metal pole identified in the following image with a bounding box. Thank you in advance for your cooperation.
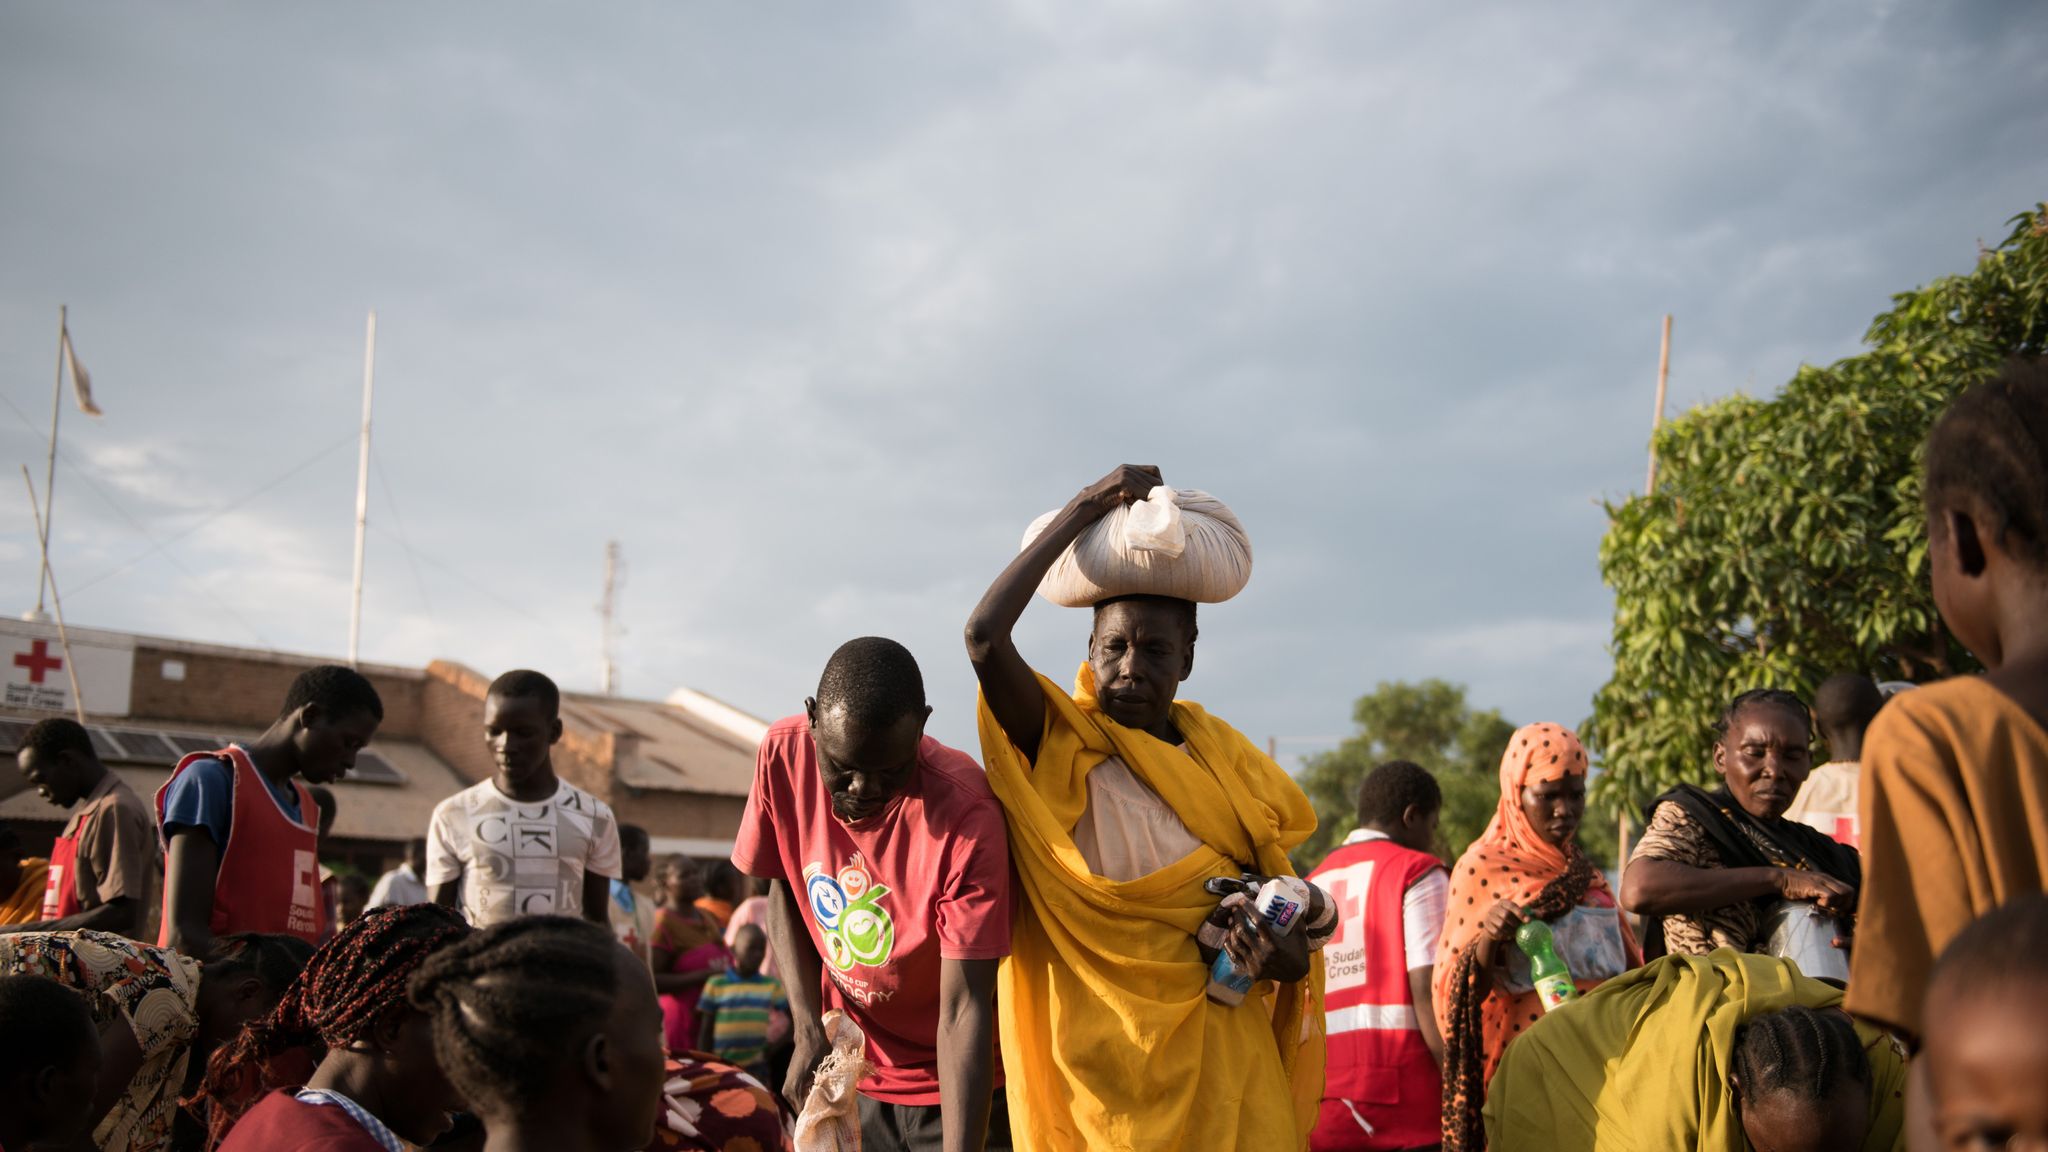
[34,305,67,618]
[22,467,88,726]
[348,311,376,668]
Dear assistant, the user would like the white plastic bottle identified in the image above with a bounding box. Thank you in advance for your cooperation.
[1206,875,1312,1006]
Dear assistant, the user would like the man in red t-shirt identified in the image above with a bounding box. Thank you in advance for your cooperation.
[732,637,1011,1152]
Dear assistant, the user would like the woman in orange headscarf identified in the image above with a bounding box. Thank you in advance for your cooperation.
[1433,722,1640,1151]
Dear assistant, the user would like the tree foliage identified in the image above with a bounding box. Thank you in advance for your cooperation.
[1591,205,2048,810]
[1291,679,1514,873]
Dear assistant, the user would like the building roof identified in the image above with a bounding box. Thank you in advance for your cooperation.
[559,690,759,797]
[0,725,471,843]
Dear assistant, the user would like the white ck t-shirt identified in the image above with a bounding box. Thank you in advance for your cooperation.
[424,778,622,926]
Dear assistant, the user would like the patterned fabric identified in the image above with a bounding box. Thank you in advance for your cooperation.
[1630,783,1860,961]
[295,1088,408,1152]
[1630,800,1769,955]
[1432,723,1641,1152]
[0,930,202,1152]
[698,971,788,1067]
[645,1054,792,1152]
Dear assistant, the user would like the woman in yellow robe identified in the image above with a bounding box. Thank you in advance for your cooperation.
[1484,950,1906,1152]
[965,465,1324,1152]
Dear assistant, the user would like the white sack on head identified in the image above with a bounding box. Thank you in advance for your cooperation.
[1023,486,1252,607]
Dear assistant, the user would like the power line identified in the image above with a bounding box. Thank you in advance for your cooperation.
[65,430,358,596]
[0,387,299,645]
[370,448,436,626]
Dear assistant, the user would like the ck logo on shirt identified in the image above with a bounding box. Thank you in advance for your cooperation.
[804,856,895,972]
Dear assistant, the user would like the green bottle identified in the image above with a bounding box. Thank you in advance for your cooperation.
[1515,919,1579,1012]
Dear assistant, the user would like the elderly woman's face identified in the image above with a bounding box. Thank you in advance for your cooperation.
[1520,774,1586,849]
[1716,704,1813,820]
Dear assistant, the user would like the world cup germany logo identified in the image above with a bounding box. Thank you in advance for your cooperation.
[804,857,896,971]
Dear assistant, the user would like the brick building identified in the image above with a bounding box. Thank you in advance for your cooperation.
[0,618,764,890]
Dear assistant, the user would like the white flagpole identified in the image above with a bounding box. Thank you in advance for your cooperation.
[22,466,88,726]
[348,311,376,668]
[33,305,67,619]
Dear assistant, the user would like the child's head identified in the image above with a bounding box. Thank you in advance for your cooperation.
[658,855,705,905]
[1922,357,2048,669]
[731,924,767,977]
[0,974,101,1151]
[618,824,651,884]
[483,669,563,788]
[336,873,372,926]
[1354,759,1442,855]
[408,915,666,1149]
[1922,894,2048,1151]
[281,665,384,784]
[1727,1005,1873,1152]
[199,904,472,1147]
[196,933,318,1055]
[705,859,746,905]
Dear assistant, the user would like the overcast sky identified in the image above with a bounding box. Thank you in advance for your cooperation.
[2,3,2043,766]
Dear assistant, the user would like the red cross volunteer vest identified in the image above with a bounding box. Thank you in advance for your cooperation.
[155,746,324,945]
[40,806,92,920]
[1307,836,1445,1151]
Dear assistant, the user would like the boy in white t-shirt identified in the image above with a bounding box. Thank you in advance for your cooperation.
[426,670,622,926]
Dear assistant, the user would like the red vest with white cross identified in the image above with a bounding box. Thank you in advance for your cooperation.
[1306,835,1445,1151]
[155,745,324,946]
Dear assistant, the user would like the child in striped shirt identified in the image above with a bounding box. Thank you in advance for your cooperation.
[695,924,787,1082]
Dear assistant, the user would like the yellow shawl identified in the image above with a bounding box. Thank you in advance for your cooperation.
[1483,950,1906,1152]
[977,667,1324,1152]
[1,858,50,925]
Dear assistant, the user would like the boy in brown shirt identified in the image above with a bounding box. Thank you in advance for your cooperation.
[4,717,155,938]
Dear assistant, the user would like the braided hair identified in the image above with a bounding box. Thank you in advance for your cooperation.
[1925,358,2048,568]
[1713,689,1812,744]
[196,905,469,1148]
[406,915,623,1118]
[1730,1005,1871,1111]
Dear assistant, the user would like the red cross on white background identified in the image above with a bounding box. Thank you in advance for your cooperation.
[13,639,63,684]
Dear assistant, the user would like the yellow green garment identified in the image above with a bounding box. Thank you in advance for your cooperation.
[976,666,1325,1152]
[1483,950,1906,1152]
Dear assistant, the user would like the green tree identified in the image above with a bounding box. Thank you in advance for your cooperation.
[1591,205,2048,811]
[1292,680,1515,874]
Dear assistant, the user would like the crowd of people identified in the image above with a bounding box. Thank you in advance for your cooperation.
[0,358,2042,1152]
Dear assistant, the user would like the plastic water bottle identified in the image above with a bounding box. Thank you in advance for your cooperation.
[1515,919,1579,1012]
[1206,876,1311,1006]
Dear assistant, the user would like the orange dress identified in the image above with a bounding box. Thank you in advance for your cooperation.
[1434,725,1640,1084]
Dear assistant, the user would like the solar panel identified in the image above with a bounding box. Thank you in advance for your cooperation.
[344,751,407,786]
[162,733,228,757]
[99,729,181,765]
[0,719,29,751]
[85,727,124,762]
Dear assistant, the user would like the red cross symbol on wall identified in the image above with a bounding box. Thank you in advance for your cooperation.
[13,640,63,684]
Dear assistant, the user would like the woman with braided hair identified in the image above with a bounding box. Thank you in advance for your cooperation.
[408,914,667,1152]
[1434,723,1640,1151]
[1483,951,1904,1151]
[200,902,471,1150]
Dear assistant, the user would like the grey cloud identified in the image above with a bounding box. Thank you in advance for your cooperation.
[1,1,2043,762]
